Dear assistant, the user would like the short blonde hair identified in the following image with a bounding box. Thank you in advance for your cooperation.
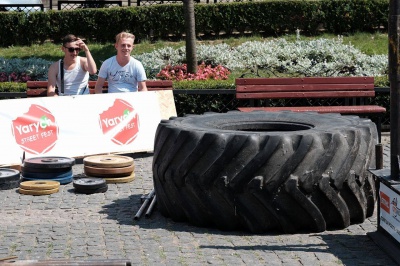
[115,32,135,44]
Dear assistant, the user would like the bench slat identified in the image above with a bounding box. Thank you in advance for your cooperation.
[235,77,374,85]
[235,76,385,142]
[237,91,375,99]
[238,105,386,114]
[236,84,374,93]
[25,81,49,89]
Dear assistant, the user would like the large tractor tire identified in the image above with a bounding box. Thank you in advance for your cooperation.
[152,111,378,233]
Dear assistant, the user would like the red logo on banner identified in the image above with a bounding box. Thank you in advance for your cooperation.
[99,99,140,145]
[11,104,59,154]
[380,191,390,214]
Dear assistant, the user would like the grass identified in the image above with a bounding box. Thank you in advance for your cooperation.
[0,32,388,67]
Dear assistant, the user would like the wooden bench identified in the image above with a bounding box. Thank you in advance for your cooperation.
[236,77,386,141]
[26,80,173,97]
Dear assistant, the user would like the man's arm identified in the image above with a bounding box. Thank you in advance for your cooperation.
[95,77,106,94]
[47,62,58,97]
[78,39,97,75]
[81,52,97,75]
[138,81,147,91]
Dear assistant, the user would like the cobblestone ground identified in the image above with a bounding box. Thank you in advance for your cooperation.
[0,137,396,265]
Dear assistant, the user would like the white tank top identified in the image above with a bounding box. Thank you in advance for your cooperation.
[56,56,89,95]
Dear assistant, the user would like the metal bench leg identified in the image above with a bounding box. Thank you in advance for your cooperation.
[377,116,382,143]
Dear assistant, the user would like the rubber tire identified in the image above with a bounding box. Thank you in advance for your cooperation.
[152,111,378,233]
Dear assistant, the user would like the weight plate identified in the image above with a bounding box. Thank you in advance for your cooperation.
[0,180,20,190]
[22,169,73,179]
[20,180,60,190]
[21,164,72,174]
[84,164,134,177]
[73,177,107,190]
[83,155,134,168]
[74,185,108,195]
[102,172,135,184]
[22,174,73,185]
[23,156,75,169]
[0,168,20,183]
[19,187,59,196]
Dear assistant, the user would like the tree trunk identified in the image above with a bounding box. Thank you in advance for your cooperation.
[183,0,197,74]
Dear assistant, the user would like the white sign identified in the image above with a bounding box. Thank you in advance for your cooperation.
[379,182,400,243]
[0,92,162,165]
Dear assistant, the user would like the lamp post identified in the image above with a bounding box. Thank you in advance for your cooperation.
[389,0,400,180]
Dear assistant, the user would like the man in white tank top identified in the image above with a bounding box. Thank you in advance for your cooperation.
[95,32,147,94]
[47,34,97,96]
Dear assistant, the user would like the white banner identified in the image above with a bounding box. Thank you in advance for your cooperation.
[0,92,164,166]
[379,182,400,243]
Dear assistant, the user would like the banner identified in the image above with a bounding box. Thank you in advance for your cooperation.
[380,182,400,243]
[0,91,170,166]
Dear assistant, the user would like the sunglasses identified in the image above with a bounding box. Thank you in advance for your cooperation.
[64,46,81,53]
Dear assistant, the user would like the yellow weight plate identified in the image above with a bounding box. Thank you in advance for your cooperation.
[84,164,134,177]
[104,174,135,184]
[83,155,134,168]
[19,187,59,195]
[101,172,135,184]
[20,180,60,190]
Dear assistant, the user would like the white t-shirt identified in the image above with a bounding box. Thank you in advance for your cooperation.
[56,57,89,96]
[97,56,147,93]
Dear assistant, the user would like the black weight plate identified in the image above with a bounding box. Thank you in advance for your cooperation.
[21,164,72,174]
[23,156,75,169]
[22,169,73,179]
[0,168,21,183]
[0,180,20,190]
[73,177,107,190]
[74,185,108,195]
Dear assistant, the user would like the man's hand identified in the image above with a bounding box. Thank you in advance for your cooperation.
[76,38,89,52]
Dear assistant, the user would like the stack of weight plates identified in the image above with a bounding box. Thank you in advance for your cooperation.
[73,177,108,194]
[21,156,75,185]
[0,168,21,190]
[19,180,60,196]
[83,155,135,184]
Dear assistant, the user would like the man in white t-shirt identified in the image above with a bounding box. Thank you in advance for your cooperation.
[95,32,147,93]
[47,34,97,96]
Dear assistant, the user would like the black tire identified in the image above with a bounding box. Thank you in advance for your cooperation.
[152,111,378,233]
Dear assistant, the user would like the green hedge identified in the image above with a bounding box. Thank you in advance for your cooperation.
[0,0,389,47]
[0,79,236,93]
[0,82,25,92]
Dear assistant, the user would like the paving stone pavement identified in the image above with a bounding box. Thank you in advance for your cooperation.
[0,137,397,265]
